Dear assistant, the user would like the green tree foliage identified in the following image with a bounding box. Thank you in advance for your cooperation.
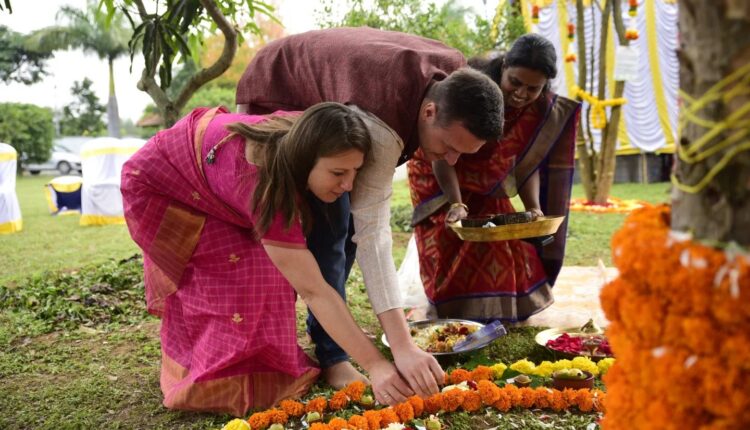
[0,103,55,164]
[317,0,525,57]
[100,0,278,127]
[59,78,107,137]
[0,25,52,84]
[26,0,131,138]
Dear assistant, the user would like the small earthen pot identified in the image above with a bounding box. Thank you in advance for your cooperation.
[551,370,594,390]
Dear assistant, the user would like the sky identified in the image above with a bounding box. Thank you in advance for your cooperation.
[0,0,492,123]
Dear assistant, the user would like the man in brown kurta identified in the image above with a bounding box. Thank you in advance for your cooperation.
[235,27,504,399]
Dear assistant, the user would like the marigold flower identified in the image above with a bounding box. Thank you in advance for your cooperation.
[477,380,501,405]
[279,399,304,417]
[348,414,369,430]
[597,358,616,375]
[305,397,328,414]
[492,390,512,412]
[461,390,483,412]
[517,387,536,408]
[221,419,251,430]
[328,391,349,411]
[470,365,493,381]
[489,363,507,379]
[407,395,425,417]
[571,357,599,376]
[550,389,567,411]
[309,423,331,430]
[393,402,415,422]
[363,410,382,429]
[576,389,595,412]
[327,417,348,430]
[534,388,553,409]
[449,368,472,384]
[424,393,443,414]
[442,388,465,412]
[247,412,270,429]
[343,381,367,401]
[379,408,400,426]
[509,359,536,375]
[266,409,288,424]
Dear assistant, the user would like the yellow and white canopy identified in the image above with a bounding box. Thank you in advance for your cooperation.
[513,0,678,155]
[0,143,22,234]
[80,137,145,226]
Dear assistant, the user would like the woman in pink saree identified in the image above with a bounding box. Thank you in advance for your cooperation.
[121,102,412,416]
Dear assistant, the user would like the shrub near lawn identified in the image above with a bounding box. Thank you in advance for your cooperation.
[0,255,147,335]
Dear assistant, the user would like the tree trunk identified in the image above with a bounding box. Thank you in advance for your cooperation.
[575,0,596,201]
[672,0,750,246]
[107,56,121,137]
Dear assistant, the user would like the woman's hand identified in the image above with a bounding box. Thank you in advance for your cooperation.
[528,207,544,220]
[367,359,414,406]
[445,203,468,224]
[392,343,446,398]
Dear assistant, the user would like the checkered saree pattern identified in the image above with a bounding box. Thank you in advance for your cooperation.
[121,108,319,415]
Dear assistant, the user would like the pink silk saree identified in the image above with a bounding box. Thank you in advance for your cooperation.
[121,107,319,416]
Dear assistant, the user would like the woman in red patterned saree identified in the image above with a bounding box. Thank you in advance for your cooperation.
[121,103,412,416]
[408,34,581,323]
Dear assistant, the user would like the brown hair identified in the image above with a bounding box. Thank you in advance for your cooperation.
[226,102,372,236]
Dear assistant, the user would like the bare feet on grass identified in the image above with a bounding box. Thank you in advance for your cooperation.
[323,361,370,389]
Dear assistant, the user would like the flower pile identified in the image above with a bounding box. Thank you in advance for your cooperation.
[599,205,750,429]
[222,359,610,430]
[569,197,647,214]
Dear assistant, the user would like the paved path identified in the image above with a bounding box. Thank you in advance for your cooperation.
[398,238,617,329]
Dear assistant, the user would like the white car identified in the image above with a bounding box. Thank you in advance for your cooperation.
[23,138,87,175]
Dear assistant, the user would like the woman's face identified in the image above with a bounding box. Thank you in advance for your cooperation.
[500,66,548,109]
[307,149,365,203]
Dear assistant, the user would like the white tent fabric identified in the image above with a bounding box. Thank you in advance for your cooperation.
[80,137,144,226]
[529,0,679,153]
[0,143,22,234]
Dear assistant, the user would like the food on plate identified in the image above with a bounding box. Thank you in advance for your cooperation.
[410,322,480,353]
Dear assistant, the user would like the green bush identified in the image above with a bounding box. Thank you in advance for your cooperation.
[0,102,54,163]
[391,203,414,233]
[0,255,147,334]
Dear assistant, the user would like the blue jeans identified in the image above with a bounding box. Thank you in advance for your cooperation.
[305,191,357,368]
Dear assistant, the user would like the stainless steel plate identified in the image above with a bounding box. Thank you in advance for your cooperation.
[381,319,487,356]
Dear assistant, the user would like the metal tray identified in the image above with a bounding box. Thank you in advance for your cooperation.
[381,319,486,356]
[449,216,566,242]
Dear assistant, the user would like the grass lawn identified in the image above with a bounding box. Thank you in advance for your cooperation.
[0,175,139,286]
[0,177,669,429]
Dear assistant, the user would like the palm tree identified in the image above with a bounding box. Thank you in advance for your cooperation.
[26,0,131,137]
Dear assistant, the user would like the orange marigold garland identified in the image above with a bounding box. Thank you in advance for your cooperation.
[224,376,605,429]
[600,204,750,429]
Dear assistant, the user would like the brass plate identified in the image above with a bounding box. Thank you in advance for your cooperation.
[449,216,565,242]
[382,319,486,356]
[535,326,612,360]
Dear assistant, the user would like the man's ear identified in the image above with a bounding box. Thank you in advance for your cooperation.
[421,101,437,123]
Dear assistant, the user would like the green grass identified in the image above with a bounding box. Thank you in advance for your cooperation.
[0,175,139,286]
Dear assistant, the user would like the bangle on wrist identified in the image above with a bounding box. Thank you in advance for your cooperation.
[449,202,468,212]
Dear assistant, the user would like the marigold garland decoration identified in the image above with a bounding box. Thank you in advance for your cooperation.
[600,204,750,429]
[223,366,607,430]
[569,197,647,213]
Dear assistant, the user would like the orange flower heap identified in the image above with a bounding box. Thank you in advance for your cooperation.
[600,205,750,429]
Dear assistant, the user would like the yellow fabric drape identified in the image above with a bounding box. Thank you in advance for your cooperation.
[0,220,22,234]
[0,152,17,162]
[80,214,126,226]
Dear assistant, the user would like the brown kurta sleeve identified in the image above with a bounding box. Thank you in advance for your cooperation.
[236,27,466,162]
